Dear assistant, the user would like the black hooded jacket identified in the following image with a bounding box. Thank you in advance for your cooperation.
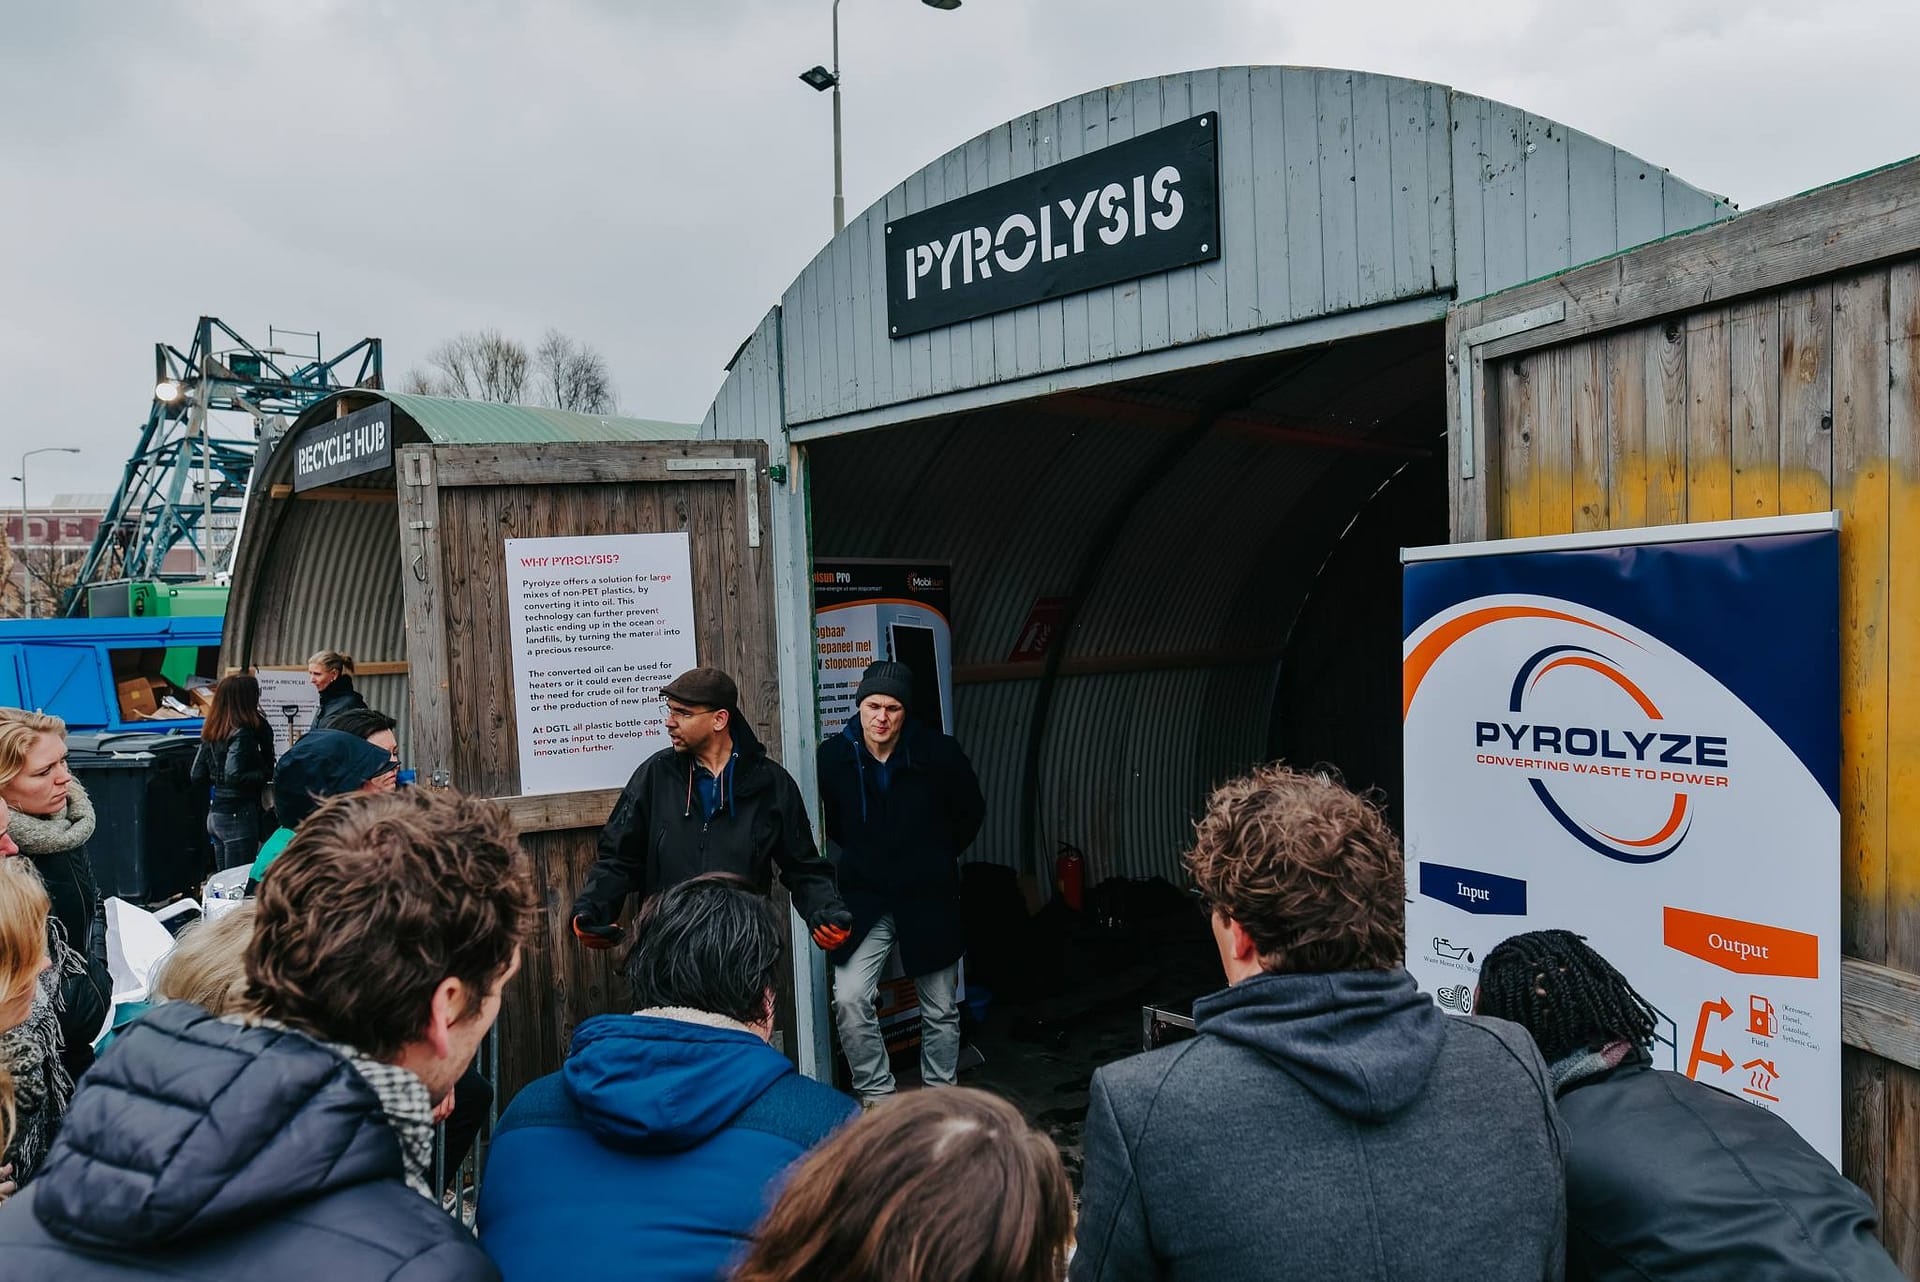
[1556,1060,1901,1280]
[312,672,369,731]
[817,717,984,975]
[0,1002,498,1281]
[574,716,842,928]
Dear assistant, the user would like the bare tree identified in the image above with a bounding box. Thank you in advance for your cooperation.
[395,367,438,396]
[414,329,531,403]
[534,329,617,414]
[402,328,617,414]
[0,527,83,618]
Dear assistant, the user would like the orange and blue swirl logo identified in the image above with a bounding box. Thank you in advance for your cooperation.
[1505,644,1692,864]
[1405,604,1731,867]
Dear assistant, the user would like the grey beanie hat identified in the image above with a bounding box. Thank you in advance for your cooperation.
[854,660,914,711]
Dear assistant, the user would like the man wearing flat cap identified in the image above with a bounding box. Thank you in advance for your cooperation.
[572,666,852,952]
[818,660,985,1104]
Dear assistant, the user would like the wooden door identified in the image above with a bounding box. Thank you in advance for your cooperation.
[396,440,781,1096]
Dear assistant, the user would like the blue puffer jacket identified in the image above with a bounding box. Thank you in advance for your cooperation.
[0,1002,497,1281]
[478,1012,857,1282]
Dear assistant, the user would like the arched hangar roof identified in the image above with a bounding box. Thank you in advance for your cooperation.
[702,67,1737,880]
[722,66,1732,434]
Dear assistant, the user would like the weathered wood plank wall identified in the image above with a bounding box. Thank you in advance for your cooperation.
[417,443,779,1099]
[1449,157,1920,1267]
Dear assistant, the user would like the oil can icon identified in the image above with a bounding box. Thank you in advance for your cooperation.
[1748,995,1776,1039]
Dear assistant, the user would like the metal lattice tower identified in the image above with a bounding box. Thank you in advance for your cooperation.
[67,318,381,613]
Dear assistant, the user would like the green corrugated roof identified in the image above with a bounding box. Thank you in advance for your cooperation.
[377,392,698,444]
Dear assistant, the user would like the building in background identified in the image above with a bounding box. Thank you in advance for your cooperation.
[3,495,201,618]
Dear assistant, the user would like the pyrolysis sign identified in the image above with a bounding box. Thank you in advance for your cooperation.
[1402,514,1841,1165]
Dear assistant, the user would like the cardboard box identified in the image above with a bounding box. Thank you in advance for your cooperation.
[116,677,157,720]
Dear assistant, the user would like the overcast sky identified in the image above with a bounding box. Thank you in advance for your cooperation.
[4,0,1916,501]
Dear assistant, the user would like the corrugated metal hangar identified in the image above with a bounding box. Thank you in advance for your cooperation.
[707,66,1731,890]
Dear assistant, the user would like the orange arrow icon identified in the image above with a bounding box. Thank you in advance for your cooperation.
[1686,997,1735,1079]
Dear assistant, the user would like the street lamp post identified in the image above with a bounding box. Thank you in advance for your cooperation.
[13,447,82,619]
[801,0,961,235]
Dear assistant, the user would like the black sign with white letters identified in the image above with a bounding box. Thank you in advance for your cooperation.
[884,114,1220,338]
[292,402,393,491]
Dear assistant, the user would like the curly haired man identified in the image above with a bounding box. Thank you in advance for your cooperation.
[1072,765,1569,1282]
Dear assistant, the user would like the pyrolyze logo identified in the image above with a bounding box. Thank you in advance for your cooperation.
[1495,642,1718,864]
[1405,605,1733,867]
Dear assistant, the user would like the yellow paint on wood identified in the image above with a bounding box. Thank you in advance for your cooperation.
[1685,310,1734,521]
[1730,298,1782,517]
[1646,322,1689,525]
[1833,270,1891,963]
[1501,358,1541,538]
[1885,263,1920,921]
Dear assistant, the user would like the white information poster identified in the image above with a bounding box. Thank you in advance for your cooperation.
[254,669,319,758]
[505,532,699,796]
[1402,515,1841,1165]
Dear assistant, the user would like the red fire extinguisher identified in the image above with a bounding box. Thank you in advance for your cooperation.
[1055,841,1086,911]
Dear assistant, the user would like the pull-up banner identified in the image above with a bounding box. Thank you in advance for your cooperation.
[1402,514,1841,1166]
[884,114,1220,338]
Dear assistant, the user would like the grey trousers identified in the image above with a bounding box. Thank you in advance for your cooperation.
[831,913,961,1101]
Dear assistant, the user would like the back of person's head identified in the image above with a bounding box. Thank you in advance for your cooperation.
[325,707,398,742]
[270,728,394,828]
[1477,929,1659,1063]
[154,904,256,1016]
[202,674,265,742]
[1184,763,1403,975]
[306,649,355,677]
[245,788,539,1060]
[625,874,780,1026]
[733,1088,1072,1282]
[0,859,52,1154]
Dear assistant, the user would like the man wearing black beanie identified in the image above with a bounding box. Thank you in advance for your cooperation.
[817,660,985,1105]
[572,666,852,952]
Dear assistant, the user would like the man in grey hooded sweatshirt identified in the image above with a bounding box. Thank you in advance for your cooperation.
[1072,765,1568,1282]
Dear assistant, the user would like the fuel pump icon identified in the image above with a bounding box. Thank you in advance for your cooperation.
[1748,995,1776,1039]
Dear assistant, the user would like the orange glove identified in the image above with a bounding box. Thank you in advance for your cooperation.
[809,907,854,951]
[572,915,623,950]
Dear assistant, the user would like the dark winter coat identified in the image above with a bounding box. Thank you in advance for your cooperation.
[1556,1060,1900,1280]
[6,781,111,1079]
[312,673,369,731]
[479,1011,856,1281]
[574,717,842,928]
[1072,969,1567,1282]
[0,1002,499,1282]
[190,723,276,813]
[817,718,985,975]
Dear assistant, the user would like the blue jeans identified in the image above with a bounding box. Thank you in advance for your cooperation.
[207,807,262,871]
[831,914,961,1101]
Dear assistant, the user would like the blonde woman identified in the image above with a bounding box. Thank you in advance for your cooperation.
[306,650,367,731]
[0,713,112,1079]
[0,822,61,1201]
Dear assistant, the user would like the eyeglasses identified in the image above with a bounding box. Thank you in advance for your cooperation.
[663,703,717,720]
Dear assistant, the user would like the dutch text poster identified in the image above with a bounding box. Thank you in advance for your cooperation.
[505,533,698,796]
[813,560,955,739]
[254,669,319,758]
[1402,515,1841,1165]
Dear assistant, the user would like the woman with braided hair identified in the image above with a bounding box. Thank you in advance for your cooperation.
[1478,929,1900,1281]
